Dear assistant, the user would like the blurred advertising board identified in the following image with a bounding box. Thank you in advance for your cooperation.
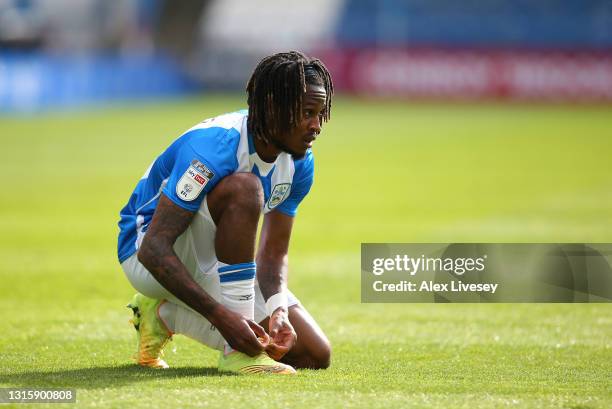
[319,49,612,102]
[0,53,193,113]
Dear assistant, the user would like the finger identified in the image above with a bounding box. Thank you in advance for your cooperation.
[265,342,290,360]
[274,329,297,349]
[270,323,295,341]
[273,333,293,349]
[239,325,266,355]
[247,319,266,337]
[247,320,270,345]
[269,322,279,338]
[271,342,290,354]
[229,337,260,357]
[269,314,286,338]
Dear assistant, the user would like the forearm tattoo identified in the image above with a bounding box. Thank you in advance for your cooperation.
[138,194,219,316]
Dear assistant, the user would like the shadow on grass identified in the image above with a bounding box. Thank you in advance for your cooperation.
[0,364,238,389]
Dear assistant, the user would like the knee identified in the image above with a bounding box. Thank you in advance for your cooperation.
[224,173,264,207]
[310,341,332,370]
[209,173,263,217]
[291,340,332,370]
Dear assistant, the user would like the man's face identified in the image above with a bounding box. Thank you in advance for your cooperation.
[270,84,327,160]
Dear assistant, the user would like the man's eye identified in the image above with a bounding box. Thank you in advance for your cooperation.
[304,110,312,118]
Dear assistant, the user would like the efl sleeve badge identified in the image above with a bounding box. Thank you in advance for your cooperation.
[176,159,214,201]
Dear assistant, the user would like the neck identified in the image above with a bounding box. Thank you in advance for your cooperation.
[253,133,281,163]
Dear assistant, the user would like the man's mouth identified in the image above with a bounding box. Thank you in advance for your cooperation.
[304,134,317,148]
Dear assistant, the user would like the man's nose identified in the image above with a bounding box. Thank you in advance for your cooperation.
[309,117,321,134]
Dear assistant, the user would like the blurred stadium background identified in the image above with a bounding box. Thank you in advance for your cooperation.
[1,2,611,408]
[1,0,612,112]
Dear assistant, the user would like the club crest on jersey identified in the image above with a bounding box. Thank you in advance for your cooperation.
[176,159,214,201]
[267,183,291,209]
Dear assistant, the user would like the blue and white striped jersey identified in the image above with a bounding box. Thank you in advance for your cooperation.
[117,110,314,263]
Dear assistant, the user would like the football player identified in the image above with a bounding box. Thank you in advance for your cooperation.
[117,51,333,374]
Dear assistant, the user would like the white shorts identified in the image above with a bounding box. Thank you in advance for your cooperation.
[121,198,300,334]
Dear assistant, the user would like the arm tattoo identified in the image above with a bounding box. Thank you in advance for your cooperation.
[138,194,220,317]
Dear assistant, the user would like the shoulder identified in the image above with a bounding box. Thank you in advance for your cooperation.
[180,111,247,171]
[185,111,246,149]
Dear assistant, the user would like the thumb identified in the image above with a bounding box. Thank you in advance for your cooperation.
[247,320,269,345]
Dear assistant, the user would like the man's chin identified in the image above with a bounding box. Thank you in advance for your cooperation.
[271,139,307,160]
[286,146,307,160]
[290,151,306,160]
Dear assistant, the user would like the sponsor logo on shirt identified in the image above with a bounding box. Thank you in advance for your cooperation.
[176,159,215,201]
[192,159,214,177]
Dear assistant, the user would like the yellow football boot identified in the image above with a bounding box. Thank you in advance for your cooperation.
[218,350,296,375]
[127,293,173,369]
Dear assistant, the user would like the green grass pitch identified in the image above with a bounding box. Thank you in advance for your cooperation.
[0,96,611,408]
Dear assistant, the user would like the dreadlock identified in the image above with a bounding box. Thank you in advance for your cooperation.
[246,51,334,144]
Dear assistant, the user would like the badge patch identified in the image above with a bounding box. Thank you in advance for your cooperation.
[267,183,291,209]
[176,160,214,201]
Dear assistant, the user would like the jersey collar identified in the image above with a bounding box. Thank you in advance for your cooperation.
[248,131,276,177]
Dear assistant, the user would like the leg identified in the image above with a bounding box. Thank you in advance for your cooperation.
[259,304,331,369]
[165,172,263,349]
[207,172,263,263]
[208,173,296,372]
[207,173,263,342]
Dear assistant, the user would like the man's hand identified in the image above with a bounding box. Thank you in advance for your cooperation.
[265,307,297,360]
[209,305,269,357]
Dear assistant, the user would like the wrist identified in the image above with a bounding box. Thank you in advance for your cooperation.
[206,302,226,324]
[265,292,288,317]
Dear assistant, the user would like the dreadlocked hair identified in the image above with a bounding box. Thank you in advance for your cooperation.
[246,51,334,144]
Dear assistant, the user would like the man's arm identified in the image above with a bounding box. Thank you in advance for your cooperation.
[256,210,298,358]
[138,194,266,356]
[257,210,293,298]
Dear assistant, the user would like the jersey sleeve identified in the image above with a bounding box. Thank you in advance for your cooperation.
[162,129,236,212]
[275,153,314,217]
